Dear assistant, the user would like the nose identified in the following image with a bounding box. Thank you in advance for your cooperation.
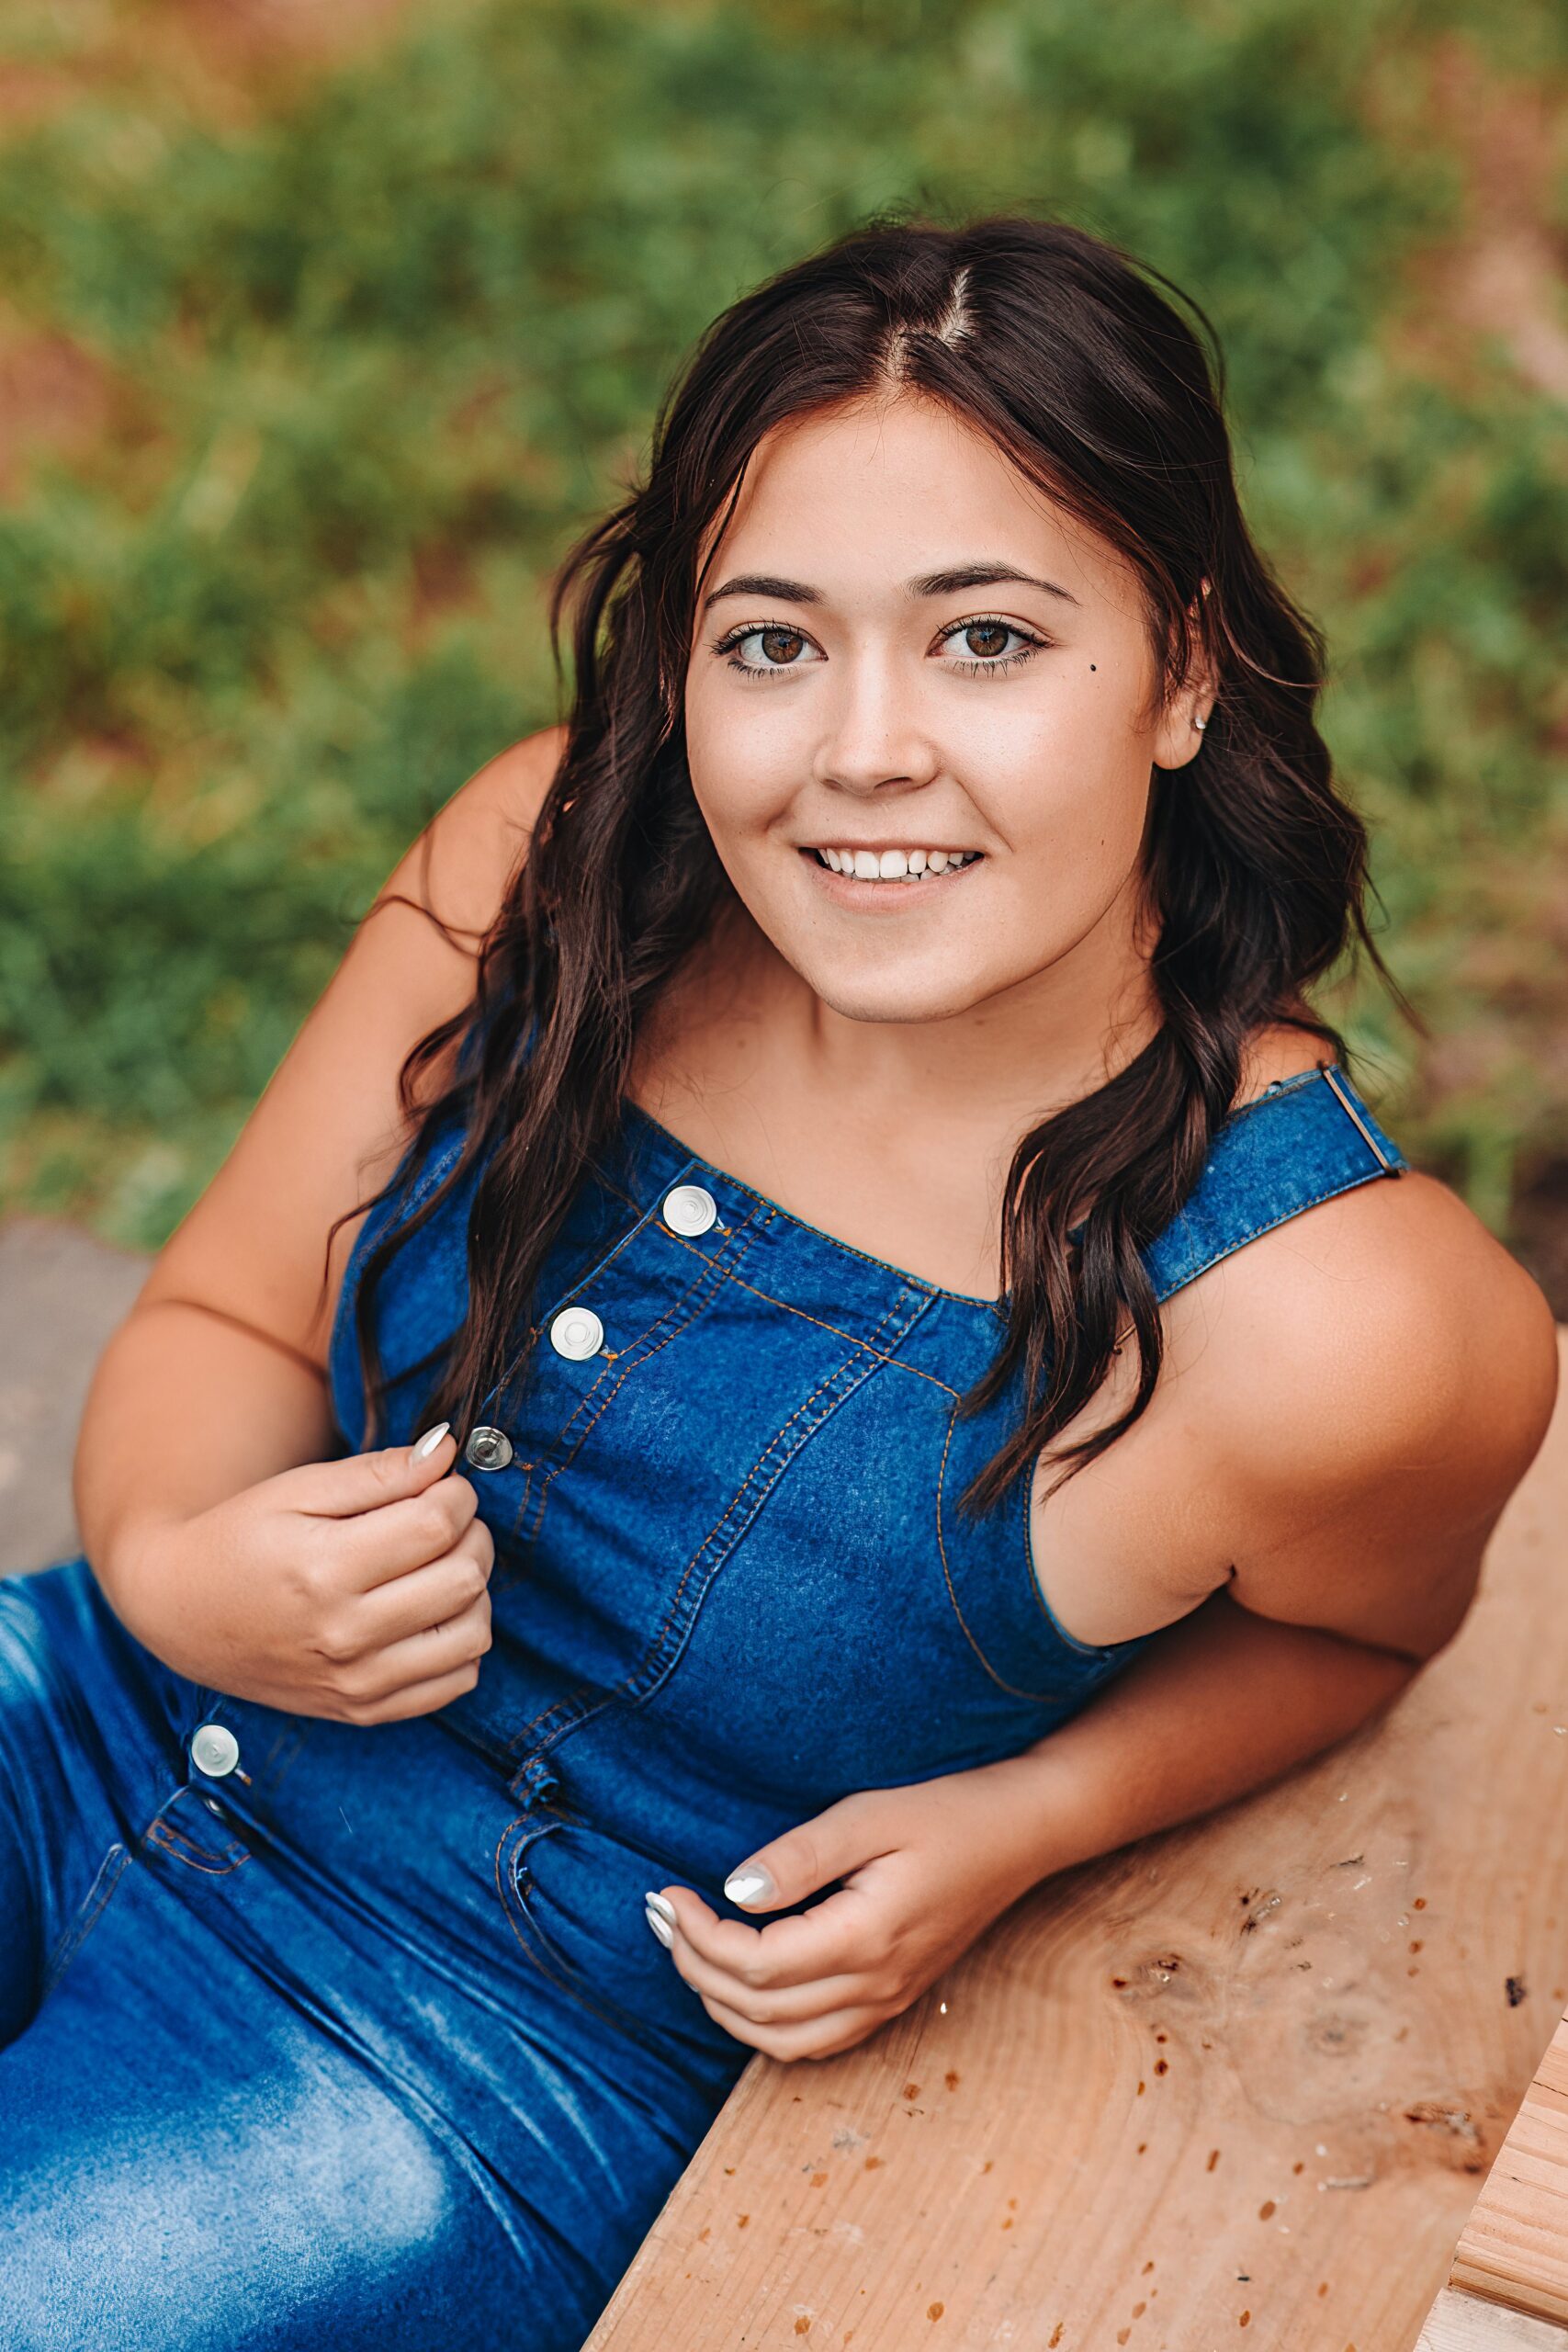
[810,646,942,798]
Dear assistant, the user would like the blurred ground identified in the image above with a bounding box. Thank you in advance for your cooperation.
[0,1218,146,1574]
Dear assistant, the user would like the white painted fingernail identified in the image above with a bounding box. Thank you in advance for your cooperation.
[644,1891,676,1927]
[644,1904,673,1949]
[412,1422,450,1461]
[724,1867,773,1906]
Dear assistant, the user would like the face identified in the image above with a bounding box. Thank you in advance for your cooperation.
[681,391,1209,1030]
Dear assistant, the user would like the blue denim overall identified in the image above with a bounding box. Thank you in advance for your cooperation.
[0,1063,1404,2349]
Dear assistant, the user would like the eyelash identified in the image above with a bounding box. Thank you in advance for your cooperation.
[709,616,1049,682]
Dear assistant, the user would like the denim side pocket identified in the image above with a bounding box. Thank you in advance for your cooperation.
[495,1807,687,2055]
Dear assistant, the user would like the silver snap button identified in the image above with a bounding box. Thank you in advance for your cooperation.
[549,1306,604,1362]
[190,1723,239,1778]
[202,1796,226,1817]
[464,1424,514,1472]
[662,1183,717,1238]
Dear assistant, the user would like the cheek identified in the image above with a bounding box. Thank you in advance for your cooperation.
[681,681,725,807]
[986,743,1149,880]
[685,681,783,824]
[687,776,786,875]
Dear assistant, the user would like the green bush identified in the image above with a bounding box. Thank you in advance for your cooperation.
[1,0,1562,1250]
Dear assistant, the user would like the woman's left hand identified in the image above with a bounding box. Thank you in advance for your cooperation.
[645,1759,1047,2062]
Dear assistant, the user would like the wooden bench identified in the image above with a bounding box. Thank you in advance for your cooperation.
[1419,2007,1568,2345]
[587,1335,1568,2352]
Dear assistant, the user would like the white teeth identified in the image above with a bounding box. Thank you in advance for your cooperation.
[814,846,979,882]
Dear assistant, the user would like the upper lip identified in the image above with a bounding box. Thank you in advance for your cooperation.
[799,842,982,854]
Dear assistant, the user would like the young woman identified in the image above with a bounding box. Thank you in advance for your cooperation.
[3,216,1556,2348]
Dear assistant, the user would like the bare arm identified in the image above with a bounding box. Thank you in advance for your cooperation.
[648,1583,1427,2061]
[980,1586,1417,1875]
[649,1234,1560,2061]
[998,1228,1560,1882]
[76,727,562,1642]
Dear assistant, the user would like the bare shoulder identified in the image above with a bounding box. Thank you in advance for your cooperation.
[1168,1164,1560,1655]
[138,723,568,1364]
[368,720,566,938]
[1185,1167,1557,1495]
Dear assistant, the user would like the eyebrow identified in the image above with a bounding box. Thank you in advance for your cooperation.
[701,560,1081,613]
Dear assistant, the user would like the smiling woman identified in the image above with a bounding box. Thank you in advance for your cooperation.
[2,215,1557,2350]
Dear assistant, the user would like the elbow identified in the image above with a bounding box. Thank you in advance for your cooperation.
[1387,1570,1483,1669]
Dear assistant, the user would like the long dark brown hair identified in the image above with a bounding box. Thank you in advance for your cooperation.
[334,211,1400,1510]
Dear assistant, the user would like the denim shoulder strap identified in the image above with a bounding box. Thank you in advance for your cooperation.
[1143,1063,1407,1306]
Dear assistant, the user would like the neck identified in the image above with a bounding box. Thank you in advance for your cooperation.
[696,876,1164,1137]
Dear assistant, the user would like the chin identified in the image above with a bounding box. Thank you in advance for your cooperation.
[799,961,994,1026]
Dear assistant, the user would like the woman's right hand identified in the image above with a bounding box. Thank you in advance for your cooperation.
[113,1424,495,1723]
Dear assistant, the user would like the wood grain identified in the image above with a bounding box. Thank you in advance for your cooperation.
[585,1336,1568,2352]
[1447,2018,1568,2324]
[1418,2287,1568,2349]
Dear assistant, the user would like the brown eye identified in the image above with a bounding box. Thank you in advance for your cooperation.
[941,616,1043,674]
[716,621,822,679]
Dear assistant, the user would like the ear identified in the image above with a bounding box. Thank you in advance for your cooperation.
[1151,576,1216,773]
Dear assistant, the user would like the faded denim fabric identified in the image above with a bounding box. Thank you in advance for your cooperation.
[0,1063,1404,2347]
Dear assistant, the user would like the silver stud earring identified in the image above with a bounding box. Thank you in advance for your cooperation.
[1192,713,1207,731]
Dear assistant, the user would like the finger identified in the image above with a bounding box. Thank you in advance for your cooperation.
[280,1425,460,1519]
[333,1589,492,1704]
[658,1924,872,2027]
[694,1987,892,2064]
[334,1658,485,1725]
[333,1473,480,1590]
[722,1794,894,1916]
[659,1882,876,1990]
[329,1523,494,1657]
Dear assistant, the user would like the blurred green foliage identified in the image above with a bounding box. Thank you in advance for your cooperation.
[0,0,1563,1254]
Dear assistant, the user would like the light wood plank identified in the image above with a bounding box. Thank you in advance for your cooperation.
[1419,2286,1568,2350]
[587,1336,1568,2351]
[1450,2018,1568,2323]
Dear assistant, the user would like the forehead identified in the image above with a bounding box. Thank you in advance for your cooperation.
[697,391,1135,614]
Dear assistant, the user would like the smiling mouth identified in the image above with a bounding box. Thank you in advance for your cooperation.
[804,846,984,884]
